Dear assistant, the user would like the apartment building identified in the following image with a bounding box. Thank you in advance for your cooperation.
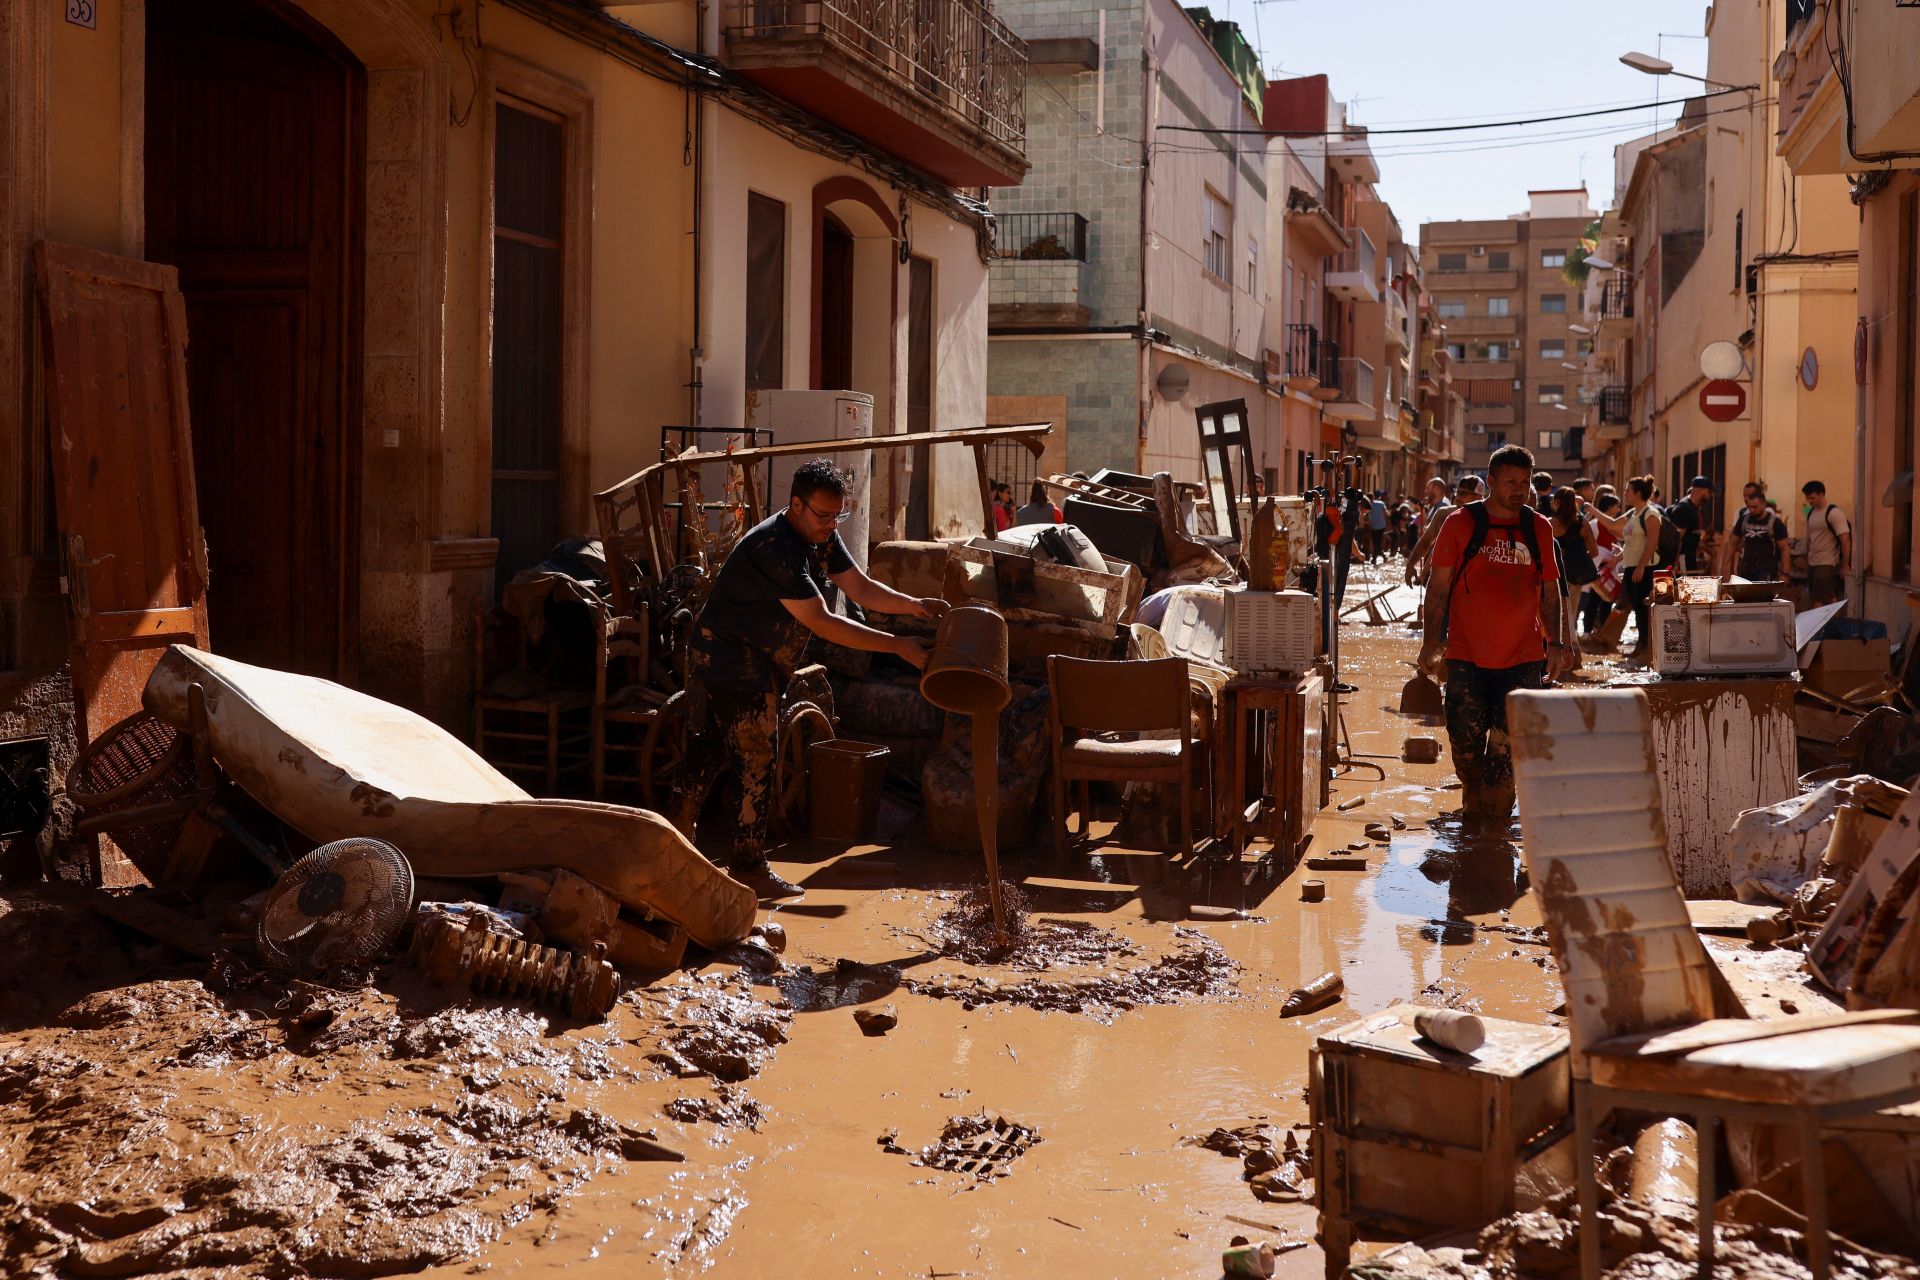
[1420,191,1596,484]
[1775,0,1920,625]
[987,0,1274,502]
[0,0,1026,750]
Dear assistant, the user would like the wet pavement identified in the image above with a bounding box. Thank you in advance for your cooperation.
[0,560,1576,1278]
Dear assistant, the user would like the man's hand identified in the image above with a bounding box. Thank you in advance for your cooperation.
[1416,638,1445,680]
[1546,642,1573,683]
[913,596,951,622]
[892,636,930,670]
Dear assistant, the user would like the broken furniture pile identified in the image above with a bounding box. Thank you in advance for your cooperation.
[1320,690,1920,1280]
[63,643,761,1021]
[1795,602,1920,783]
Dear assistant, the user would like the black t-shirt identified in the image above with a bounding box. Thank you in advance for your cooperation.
[1666,499,1705,566]
[693,511,854,690]
[1734,508,1790,580]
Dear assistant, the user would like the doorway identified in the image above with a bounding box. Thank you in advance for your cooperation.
[145,0,363,679]
[905,255,934,539]
[818,215,855,390]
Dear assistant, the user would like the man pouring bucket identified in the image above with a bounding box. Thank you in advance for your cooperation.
[670,459,948,899]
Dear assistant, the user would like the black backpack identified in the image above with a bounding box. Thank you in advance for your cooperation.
[1451,501,1545,598]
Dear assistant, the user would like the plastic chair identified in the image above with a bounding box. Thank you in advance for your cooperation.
[1047,655,1211,859]
[1506,687,1920,1280]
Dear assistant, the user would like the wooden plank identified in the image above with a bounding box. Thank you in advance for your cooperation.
[36,243,210,744]
[1592,1009,1920,1060]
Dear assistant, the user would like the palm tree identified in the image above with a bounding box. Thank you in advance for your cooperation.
[1562,217,1603,287]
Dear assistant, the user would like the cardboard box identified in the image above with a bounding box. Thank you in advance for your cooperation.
[1796,699,1863,745]
[1806,637,1892,699]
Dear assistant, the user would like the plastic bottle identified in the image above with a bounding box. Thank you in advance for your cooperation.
[1282,971,1343,1017]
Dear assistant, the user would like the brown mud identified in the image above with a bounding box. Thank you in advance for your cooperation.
[0,561,1844,1278]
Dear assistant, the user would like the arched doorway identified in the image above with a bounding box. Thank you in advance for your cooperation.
[145,0,363,679]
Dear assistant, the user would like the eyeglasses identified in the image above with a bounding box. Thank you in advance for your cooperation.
[802,499,854,525]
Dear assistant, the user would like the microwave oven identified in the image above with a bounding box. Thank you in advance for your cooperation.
[1649,600,1796,677]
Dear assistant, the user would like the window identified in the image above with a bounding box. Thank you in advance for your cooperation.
[490,95,582,594]
[1488,297,1510,317]
[1540,294,1567,314]
[1438,252,1466,272]
[1246,235,1258,293]
[1203,189,1231,280]
[1539,340,1565,360]
[1437,299,1466,319]
[1488,250,1510,271]
[1486,431,1508,448]
[1537,430,1564,450]
[1447,342,1467,360]
[1733,210,1744,291]
[1537,383,1565,403]
[1485,342,1508,360]
[1541,249,1566,268]
[745,193,786,391]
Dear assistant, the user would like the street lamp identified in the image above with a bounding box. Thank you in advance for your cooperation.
[1582,254,1634,274]
[1568,324,1594,336]
[1561,362,1583,371]
[1619,51,1758,92]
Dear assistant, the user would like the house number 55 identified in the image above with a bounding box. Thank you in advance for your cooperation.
[66,0,97,29]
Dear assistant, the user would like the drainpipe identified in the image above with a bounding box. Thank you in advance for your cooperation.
[689,0,713,425]
[1854,314,1868,615]
[1136,44,1154,472]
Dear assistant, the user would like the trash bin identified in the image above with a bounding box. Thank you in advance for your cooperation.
[808,739,890,843]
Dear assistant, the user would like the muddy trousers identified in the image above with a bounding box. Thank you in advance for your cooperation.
[1443,660,1545,820]
[669,682,780,869]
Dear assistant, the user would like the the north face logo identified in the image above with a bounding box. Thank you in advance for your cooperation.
[1478,537,1535,567]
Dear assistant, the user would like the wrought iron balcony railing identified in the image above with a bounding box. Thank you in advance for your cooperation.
[993,211,1088,261]
[725,0,1028,154]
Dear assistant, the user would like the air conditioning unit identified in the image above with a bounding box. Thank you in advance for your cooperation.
[1225,588,1319,675]
[1472,245,1485,256]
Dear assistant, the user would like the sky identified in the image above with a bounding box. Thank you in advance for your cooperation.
[1206,0,1715,243]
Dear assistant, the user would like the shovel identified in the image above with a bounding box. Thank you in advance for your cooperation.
[1399,664,1445,716]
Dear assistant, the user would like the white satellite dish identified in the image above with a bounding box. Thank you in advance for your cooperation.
[1700,341,1744,380]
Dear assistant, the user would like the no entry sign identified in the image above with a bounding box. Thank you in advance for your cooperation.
[1700,379,1746,422]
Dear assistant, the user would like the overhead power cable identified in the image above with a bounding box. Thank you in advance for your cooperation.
[1157,84,1754,139]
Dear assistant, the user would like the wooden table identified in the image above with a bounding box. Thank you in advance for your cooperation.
[1216,672,1324,860]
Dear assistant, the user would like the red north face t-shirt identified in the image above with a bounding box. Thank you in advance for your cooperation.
[1431,505,1559,670]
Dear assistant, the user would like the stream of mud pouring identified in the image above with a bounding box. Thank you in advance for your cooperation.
[971,714,1007,943]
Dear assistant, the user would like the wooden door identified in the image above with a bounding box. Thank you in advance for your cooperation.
[905,255,934,540]
[35,243,211,744]
[145,0,361,679]
[818,215,855,390]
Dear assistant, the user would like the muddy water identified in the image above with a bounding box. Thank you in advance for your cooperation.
[0,565,1569,1278]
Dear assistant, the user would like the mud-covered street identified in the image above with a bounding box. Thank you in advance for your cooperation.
[1,578,1571,1278]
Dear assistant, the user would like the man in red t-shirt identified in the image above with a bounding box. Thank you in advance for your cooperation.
[1415,445,1570,823]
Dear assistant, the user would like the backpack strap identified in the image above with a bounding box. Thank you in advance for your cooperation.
[1450,502,1545,603]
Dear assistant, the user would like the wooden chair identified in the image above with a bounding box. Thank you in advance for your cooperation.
[1047,655,1211,859]
[1506,687,1920,1280]
[472,606,593,795]
[592,606,673,804]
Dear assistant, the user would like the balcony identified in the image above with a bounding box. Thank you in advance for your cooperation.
[1467,403,1516,426]
[1310,339,1343,401]
[1429,267,1520,291]
[1446,315,1516,338]
[1456,358,1516,381]
[989,214,1090,327]
[1598,385,1630,427]
[723,0,1029,187]
[1352,402,1401,451]
[1327,228,1379,303]
[1774,0,1848,174]
[1596,278,1634,336]
[1284,323,1320,390]
[1328,128,1380,184]
[1385,289,1410,351]
[994,211,1087,260]
[1323,356,1376,421]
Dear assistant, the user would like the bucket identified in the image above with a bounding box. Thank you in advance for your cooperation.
[919,605,1011,715]
[808,739,891,843]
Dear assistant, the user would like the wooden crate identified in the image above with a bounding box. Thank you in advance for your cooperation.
[1312,1007,1571,1277]
[942,538,1143,625]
